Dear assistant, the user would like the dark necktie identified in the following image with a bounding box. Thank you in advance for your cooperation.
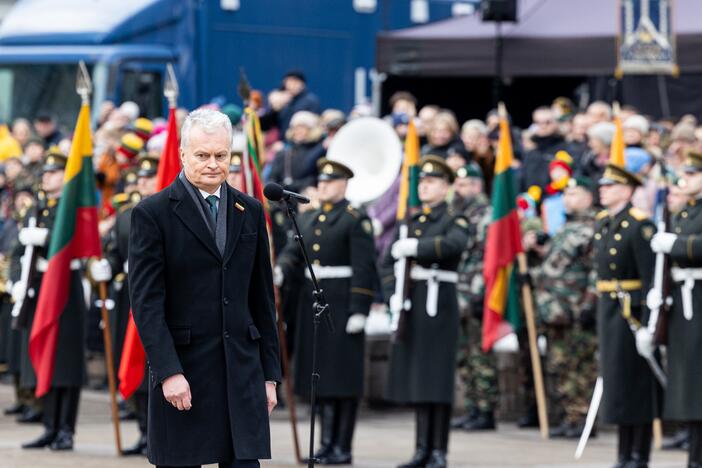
[206,194,218,223]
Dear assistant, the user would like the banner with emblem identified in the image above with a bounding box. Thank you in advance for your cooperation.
[618,0,678,76]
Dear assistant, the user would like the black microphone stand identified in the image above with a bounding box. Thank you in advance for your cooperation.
[280,198,334,468]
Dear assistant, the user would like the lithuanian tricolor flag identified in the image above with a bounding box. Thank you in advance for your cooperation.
[241,107,271,230]
[30,103,101,397]
[244,107,265,172]
[396,119,420,221]
[482,106,523,352]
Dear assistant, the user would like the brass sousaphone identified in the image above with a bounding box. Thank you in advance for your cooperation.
[326,117,402,205]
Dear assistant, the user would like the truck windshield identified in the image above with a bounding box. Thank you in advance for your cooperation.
[0,63,85,131]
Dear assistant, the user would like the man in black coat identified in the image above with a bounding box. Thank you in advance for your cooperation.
[648,151,702,467]
[129,108,281,468]
[276,158,377,465]
[594,163,657,468]
[383,156,469,468]
[15,152,87,451]
[520,107,572,192]
[260,70,321,139]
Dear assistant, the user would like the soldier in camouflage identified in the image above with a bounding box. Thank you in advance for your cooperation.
[450,162,499,431]
[526,177,599,438]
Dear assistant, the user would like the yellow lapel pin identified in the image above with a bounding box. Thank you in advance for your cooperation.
[235,202,245,212]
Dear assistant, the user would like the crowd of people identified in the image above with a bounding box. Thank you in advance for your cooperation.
[0,68,701,468]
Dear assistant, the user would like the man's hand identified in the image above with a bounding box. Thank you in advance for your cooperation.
[265,381,277,416]
[345,313,367,334]
[90,258,113,282]
[162,374,192,411]
[391,238,418,260]
[18,227,49,247]
[635,328,655,359]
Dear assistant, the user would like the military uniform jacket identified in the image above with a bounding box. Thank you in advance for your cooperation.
[594,204,657,424]
[17,197,87,389]
[277,199,377,399]
[664,197,702,421]
[533,211,597,327]
[381,202,470,404]
[103,203,139,386]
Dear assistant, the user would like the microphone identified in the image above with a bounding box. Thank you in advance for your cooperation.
[263,182,310,204]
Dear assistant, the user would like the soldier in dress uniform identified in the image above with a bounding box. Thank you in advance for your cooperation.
[450,163,499,432]
[594,163,657,468]
[647,151,702,467]
[276,158,377,465]
[528,177,599,438]
[383,156,470,468]
[89,153,159,456]
[14,151,88,451]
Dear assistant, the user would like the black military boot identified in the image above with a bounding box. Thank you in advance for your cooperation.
[49,429,74,451]
[663,428,690,450]
[612,425,634,468]
[462,410,495,431]
[4,402,27,416]
[451,407,478,430]
[688,422,702,468]
[16,406,43,423]
[305,401,336,464]
[517,404,539,428]
[325,399,358,465]
[123,434,148,456]
[624,424,651,468]
[425,405,450,468]
[565,421,597,439]
[398,406,432,468]
[549,421,573,438]
[21,430,57,449]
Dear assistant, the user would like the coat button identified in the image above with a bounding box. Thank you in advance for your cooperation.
[313,243,320,252]
[223,297,229,305]
[223,265,228,271]
[224,331,230,339]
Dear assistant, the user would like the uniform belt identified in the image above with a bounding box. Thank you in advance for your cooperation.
[596,279,642,293]
[410,266,459,318]
[36,257,81,273]
[671,267,702,321]
[305,265,353,280]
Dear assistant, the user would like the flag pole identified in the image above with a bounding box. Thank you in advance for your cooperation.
[77,60,123,455]
[517,252,549,439]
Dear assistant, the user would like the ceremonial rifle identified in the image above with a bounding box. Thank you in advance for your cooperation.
[648,157,672,345]
[11,200,40,330]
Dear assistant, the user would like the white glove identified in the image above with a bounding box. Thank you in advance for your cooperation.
[371,218,383,237]
[650,232,676,254]
[18,227,49,247]
[273,265,284,287]
[635,328,655,358]
[345,313,367,334]
[391,238,418,260]
[90,259,112,282]
[11,281,26,303]
[646,288,663,310]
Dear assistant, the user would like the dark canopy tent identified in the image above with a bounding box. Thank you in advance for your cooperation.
[376,0,702,123]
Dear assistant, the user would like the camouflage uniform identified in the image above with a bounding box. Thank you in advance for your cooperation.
[532,210,598,427]
[453,194,499,414]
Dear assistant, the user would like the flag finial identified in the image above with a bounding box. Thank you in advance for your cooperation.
[612,101,621,117]
[164,63,179,109]
[498,102,508,119]
[76,61,92,105]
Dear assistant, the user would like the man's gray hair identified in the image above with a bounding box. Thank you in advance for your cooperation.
[180,108,233,150]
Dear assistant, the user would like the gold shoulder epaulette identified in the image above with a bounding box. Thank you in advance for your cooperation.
[628,207,648,221]
[596,210,609,220]
[346,205,360,218]
[118,202,135,214]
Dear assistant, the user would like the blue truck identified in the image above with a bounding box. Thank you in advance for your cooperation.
[0,0,462,127]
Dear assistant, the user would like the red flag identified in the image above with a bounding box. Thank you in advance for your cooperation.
[118,107,180,399]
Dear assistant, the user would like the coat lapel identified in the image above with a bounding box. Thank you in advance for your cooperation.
[223,186,245,264]
[170,179,221,260]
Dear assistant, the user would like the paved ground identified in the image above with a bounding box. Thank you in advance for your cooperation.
[0,384,686,467]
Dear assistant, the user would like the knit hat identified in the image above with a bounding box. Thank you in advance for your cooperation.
[117,132,144,161]
[623,115,650,135]
[549,150,573,177]
[130,117,153,141]
[624,147,652,175]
